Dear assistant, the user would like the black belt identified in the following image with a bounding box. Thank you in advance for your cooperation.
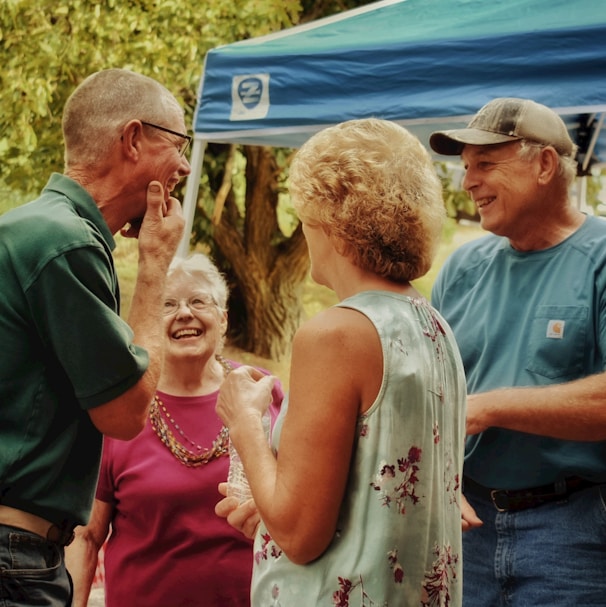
[464,475,600,512]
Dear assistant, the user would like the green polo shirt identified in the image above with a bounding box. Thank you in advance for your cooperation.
[0,173,148,526]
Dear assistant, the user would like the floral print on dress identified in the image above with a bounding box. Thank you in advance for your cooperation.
[269,583,282,607]
[387,549,404,583]
[254,531,282,564]
[416,298,448,404]
[439,416,461,509]
[332,575,376,607]
[370,446,423,514]
[444,449,460,507]
[331,550,404,606]
[359,420,369,438]
[421,543,459,607]
[433,422,440,444]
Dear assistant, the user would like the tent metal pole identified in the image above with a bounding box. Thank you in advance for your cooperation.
[582,113,605,174]
[577,175,588,212]
[177,138,207,258]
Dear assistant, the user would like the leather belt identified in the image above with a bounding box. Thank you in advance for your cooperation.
[464,475,600,512]
[0,505,75,546]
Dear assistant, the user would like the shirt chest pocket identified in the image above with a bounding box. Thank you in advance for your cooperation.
[525,305,588,380]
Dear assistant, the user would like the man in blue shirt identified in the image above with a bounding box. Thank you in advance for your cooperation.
[430,98,606,606]
[0,69,189,604]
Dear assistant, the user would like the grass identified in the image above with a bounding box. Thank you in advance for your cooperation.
[114,221,486,387]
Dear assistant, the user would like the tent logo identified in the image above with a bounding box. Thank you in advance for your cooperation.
[230,74,270,121]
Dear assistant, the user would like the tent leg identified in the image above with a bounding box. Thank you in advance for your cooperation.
[177,139,207,258]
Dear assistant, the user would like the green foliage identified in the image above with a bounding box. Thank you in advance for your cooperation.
[435,161,477,221]
[583,168,606,214]
[0,178,28,214]
[0,0,301,197]
[299,0,368,22]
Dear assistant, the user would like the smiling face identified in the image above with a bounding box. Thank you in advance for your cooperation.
[120,111,192,231]
[461,141,543,240]
[141,115,192,202]
[162,272,228,363]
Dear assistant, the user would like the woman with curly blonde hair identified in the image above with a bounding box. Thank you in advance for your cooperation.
[216,118,466,606]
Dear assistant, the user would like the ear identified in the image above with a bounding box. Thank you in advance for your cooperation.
[219,311,229,336]
[537,146,559,185]
[120,119,145,160]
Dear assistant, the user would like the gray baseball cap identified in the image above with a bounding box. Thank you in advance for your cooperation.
[429,98,575,157]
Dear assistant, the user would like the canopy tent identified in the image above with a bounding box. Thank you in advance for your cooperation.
[179,0,606,255]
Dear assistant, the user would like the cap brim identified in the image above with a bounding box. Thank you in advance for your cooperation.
[429,128,522,156]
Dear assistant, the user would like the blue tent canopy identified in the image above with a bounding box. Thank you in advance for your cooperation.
[180,0,606,253]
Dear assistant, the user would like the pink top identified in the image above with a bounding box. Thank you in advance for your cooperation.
[96,365,283,607]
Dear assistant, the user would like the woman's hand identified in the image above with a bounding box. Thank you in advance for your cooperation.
[216,366,276,430]
[215,482,261,540]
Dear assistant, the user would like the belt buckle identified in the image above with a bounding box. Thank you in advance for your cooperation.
[490,489,509,512]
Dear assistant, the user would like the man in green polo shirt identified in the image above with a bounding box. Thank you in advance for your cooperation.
[0,68,190,604]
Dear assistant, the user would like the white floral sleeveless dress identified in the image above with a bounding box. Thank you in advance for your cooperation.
[251,291,466,606]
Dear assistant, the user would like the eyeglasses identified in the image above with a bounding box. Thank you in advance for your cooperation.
[163,295,217,316]
[141,121,192,157]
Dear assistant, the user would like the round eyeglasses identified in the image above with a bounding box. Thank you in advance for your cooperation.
[163,295,217,315]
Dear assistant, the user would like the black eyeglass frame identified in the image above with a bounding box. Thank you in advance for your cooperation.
[140,121,192,157]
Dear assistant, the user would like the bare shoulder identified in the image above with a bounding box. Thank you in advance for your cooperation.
[296,305,377,346]
[293,306,382,411]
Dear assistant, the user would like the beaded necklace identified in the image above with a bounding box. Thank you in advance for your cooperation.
[149,354,232,467]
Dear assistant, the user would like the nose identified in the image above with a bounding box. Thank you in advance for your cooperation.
[175,300,194,318]
[180,154,192,176]
[461,166,478,194]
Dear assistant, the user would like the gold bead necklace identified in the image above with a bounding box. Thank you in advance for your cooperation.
[149,355,232,467]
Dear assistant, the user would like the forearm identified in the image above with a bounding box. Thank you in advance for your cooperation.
[217,350,357,565]
[89,184,182,439]
[126,255,170,396]
[123,183,183,414]
[64,529,103,607]
[469,373,606,440]
[230,416,336,565]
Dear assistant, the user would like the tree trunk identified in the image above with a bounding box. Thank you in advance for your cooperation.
[213,145,310,361]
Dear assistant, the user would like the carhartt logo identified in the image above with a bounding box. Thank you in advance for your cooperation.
[546,320,564,339]
[230,74,270,121]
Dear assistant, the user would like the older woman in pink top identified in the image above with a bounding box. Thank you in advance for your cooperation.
[66,253,283,607]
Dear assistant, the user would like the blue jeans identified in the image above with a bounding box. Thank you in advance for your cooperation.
[0,525,72,606]
[463,484,606,606]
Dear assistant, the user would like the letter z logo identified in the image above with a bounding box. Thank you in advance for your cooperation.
[230,74,270,121]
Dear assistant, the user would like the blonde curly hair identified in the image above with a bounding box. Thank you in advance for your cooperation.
[289,118,445,283]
